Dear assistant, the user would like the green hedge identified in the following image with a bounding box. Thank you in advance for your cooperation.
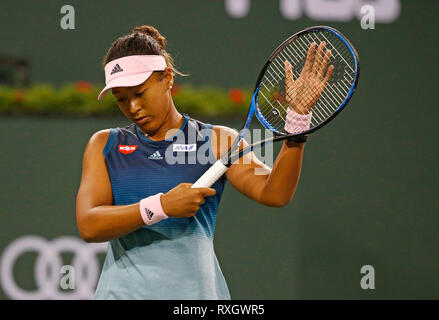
[0,82,252,117]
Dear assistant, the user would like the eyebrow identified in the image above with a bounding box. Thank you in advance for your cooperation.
[112,87,148,95]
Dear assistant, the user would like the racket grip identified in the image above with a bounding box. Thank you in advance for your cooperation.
[191,160,228,188]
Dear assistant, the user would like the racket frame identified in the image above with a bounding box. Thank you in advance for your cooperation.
[193,26,360,188]
[224,25,360,166]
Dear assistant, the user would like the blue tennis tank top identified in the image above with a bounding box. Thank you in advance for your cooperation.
[94,114,231,300]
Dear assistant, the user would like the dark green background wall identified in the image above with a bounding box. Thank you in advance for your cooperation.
[0,0,438,299]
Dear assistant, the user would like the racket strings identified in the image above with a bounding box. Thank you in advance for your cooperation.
[256,29,356,135]
[281,37,338,125]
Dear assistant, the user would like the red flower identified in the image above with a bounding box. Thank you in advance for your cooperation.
[75,81,92,93]
[229,88,244,105]
[13,90,25,102]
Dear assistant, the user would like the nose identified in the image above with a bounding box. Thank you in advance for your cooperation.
[129,98,142,114]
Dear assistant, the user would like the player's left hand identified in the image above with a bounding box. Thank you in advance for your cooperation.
[284,41,334,115]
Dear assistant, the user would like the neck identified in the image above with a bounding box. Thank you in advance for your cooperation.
[140,102,184,141]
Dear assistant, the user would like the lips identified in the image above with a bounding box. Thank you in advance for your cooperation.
[135,116,150,125]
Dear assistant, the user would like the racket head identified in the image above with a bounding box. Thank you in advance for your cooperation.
[252,25,360,137]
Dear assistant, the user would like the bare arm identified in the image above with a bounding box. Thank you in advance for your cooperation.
[75,130,145,242]
[257,140,305,206]
[211,126,305,208]
[76,130,216,243]
[210,42,333,207]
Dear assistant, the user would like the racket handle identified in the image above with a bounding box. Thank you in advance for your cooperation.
[191,160,228,188]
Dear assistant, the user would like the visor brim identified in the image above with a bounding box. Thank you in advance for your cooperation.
[97,72,153,100]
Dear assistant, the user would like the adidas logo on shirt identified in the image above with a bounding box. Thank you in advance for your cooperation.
[148,151,163,160]
[110,63,123,75]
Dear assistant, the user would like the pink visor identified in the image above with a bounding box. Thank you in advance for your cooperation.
[98,55,167,100]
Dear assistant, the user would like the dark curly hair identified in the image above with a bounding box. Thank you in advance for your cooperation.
[102,25,187,80]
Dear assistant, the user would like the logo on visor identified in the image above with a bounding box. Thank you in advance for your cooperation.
[110,64,123,75]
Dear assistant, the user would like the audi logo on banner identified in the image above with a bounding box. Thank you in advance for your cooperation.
[0,236,107,300]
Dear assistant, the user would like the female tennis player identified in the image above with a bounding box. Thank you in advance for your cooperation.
[76,25,332,300]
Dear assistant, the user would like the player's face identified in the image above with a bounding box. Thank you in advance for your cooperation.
[111,71,173,134]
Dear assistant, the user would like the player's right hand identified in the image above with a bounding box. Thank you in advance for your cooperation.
[160,183,216,218]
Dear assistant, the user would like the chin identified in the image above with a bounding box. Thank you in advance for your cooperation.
[138,121,158,135]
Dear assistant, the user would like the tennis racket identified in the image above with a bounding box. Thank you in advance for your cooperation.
[192,26,360,188]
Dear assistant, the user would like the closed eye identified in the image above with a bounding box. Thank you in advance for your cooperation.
[116,90,146,102]
[135,90,146,97]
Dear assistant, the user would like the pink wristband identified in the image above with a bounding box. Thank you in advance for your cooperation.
[284,108,312,134]
[139,193,168,225]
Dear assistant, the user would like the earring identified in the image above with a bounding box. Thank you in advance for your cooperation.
[169,86,173,89]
